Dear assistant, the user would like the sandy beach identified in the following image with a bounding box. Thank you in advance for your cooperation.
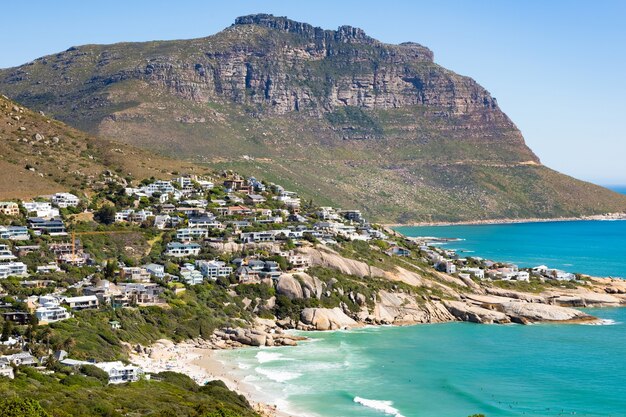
[130,339,295,417]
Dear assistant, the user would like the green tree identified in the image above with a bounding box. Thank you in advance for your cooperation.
[0,398,51,417]
[94,205,116,225]
[1,320,13,342]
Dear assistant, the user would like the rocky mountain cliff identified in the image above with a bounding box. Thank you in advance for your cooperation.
[1,14,624,222]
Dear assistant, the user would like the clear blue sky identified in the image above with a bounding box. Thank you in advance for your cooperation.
[1,0,625,185]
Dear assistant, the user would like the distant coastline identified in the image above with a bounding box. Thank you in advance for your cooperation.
[385,212,626,228]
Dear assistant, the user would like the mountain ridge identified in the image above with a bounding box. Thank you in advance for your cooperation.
[1,14,624,222]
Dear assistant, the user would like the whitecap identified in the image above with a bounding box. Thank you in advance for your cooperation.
[255,351,292,364]
[255,367,302,382]
[353,396,405,417]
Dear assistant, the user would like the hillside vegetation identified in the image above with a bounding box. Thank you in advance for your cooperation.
[0,95,204,200]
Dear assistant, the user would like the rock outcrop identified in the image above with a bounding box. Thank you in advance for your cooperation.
[300,307,359,330]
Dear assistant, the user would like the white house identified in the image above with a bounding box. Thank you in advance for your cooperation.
[195,260,233,279]
[22,201,59,218]
[0,262,28,279]
[36,297,71,323]
[461,267,485,280]
[180,264,204,285]
[51,193,80,208]
[165,242,201,258]
[62,295,99,311]
[176,228,209,241]
[143,263,165,279]
[60,359,143,384]
[0,226,30,240]
[0,245,16,261]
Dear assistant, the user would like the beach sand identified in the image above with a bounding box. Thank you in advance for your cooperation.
[130,339,294,417]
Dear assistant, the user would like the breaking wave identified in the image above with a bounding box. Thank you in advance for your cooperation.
[353,396,405,417]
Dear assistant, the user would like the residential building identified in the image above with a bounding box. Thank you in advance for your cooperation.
[60,359,143,384]
[165,242,201,258]
[235,266,260,283]
[246,194,266,205]
[62,295,99,311]
[385,246,411,257]
[36,263,61,274]
[28,217,67,235]
[0,202,19,216]
[22,201,59,218]
[35,297,71,323]
[177,228,209,241]
[51,193,80,208]
[0,245,16,261]
[180,264,204,285]
[120,267,151,283]
[0,226,29,240]
[0,352,38,367]
[341,210,363,222]
[0,262,28,279]
[143,263,165,279]
[154,214,171,230]
[195,260,233,279]
[461,267,485,280]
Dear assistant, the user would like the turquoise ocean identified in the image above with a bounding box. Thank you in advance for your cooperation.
[219,186,626,417]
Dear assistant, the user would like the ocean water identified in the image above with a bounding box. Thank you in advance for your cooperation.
[395,220,626,278]
[218,307,626,417]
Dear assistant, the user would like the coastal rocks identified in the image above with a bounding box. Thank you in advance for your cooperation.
[484,287,545,303]
[372,291,455,324]
[444,301,511,324]
[299,246,386,278]
[546,292,622,307]
[276,274,303,299]
[214,327,305,347]
[498,302,595,323]
[300,307,358,330]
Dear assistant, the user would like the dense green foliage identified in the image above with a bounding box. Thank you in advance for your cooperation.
[0,368,257,417]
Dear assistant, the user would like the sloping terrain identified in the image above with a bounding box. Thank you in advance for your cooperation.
[0,95,204,199]
[1,14,625,221]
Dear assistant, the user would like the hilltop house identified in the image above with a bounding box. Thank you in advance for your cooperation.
[385,246,411,257]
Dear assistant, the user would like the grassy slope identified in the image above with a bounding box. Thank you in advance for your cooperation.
[0,95,206,200]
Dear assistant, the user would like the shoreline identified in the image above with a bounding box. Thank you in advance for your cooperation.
[130,339,295,417]
[383,212,626,228]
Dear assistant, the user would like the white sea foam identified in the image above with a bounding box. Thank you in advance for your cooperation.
[255,351,292,364]
[353,396,405,417]
[582,319,620,326]
[255,367,302,382]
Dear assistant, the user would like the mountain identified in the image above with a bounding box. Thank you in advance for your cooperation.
[1,14,624,222]
[0,94,203,199]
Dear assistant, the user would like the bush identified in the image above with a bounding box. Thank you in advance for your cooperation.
[79,364,109,385]
[0,398,51,417]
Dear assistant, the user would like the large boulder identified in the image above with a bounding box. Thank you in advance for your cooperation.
[298,273,324,299]
[300,307,358,330]
[498,302,594,323]
[276,274,303,299]
[445,301,510,324]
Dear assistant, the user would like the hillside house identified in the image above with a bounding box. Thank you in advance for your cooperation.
[0,202,19,216]
[165,242,201,258]
[51,193,80,208]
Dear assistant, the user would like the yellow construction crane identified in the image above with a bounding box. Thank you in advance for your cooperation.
[71,230,135,259]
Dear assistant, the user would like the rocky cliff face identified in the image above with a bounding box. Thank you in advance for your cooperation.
[2,14,625,222]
